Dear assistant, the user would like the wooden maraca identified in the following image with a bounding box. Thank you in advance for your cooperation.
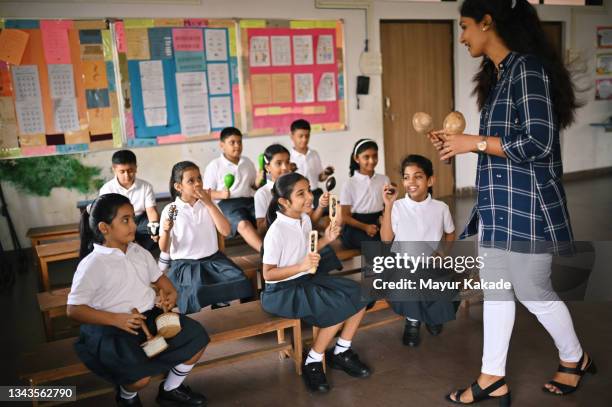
[329,194,339,228]
[132,308,168,358]
[325,176,336,192]
[440,111,467,164]
[308,231,318,274]
[155,290,181,339]
[412,112,434,134]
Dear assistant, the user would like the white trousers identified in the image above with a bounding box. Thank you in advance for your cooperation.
[479,246,583,376]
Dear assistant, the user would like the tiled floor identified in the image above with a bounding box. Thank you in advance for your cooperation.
[1,175,610,406]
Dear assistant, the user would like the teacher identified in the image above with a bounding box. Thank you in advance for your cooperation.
[429,0,596,405]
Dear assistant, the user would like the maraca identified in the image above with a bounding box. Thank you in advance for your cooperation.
[257,154,266,187]
[325,176,336,192]
[223,173,235,190]
[412,112,434,134]
[443,111,466,135]
[168,204,178,221]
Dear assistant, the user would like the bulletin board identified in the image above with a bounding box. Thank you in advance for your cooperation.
[240,19,347,136]
[0,19,121,158]
[113,18,241,148]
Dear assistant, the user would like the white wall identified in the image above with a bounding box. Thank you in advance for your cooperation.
[0,0,610,249]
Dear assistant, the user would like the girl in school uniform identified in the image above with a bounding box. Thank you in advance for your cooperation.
[380,154,458,347]
[340,139,390,250]
[159,161,253,314]
[67,193,208,407]
[255,144,342,273]
[261,172,372,393]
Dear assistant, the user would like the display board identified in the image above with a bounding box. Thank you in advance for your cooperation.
[240,19,346,136]
[113,18,241,148]
[0,19,121,158]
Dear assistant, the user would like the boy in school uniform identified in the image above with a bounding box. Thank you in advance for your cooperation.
[289,119,334,209]
[99,150,160,251]
[204,127,263,252]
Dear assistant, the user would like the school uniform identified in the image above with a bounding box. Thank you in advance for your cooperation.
[387,194,458,325]
[161,198,253,313]
[204,155,257,238]
[254,180,274,220]
[291,148,326,208]
[99,177,157,250]
[256,181,342,274]
[339,172,389,250]
[261,212,367,328]
[68,243,209,386]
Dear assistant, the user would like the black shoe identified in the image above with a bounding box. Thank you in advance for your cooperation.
[211,302,230,309]
[302,361,330,393]
[115,389,142,407]
[403,320,421,347]
[156,382,207,406]
[325,348,371,378]
[426,323,443,336]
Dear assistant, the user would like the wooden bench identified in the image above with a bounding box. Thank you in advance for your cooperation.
[21,300,302,406]
[37,256,262,342]
[35,238,80,292]
[27,223,80,248]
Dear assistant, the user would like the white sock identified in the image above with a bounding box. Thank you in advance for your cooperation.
[305,349,323,365]
[334,337,352,355]
[158,252,171,271]
[406,317,419,322]
[163,363,194,391]
[119,386,137,399]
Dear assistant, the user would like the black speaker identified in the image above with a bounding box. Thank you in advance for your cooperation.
[357,75,370,95]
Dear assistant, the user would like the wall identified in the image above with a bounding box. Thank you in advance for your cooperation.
[0,0,610,249]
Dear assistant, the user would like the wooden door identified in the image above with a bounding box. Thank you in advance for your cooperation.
[542,21,563,60]
[381,21,455,198]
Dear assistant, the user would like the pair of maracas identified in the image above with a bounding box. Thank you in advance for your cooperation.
[412,111,467,164]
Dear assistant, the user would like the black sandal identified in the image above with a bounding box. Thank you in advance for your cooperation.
[543,353,597,396]
[446,377,511,406]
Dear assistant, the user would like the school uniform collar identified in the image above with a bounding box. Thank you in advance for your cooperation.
[404,193,432,207]
[353,171,376,181]
[265,179,275,189]
[291,147,312,157]
[220,154,244,167]
[112,176,136,192]
[276,211,307,227]
[93,242,135,256]
[174,196,204,209]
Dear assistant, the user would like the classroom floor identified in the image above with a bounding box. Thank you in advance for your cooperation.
[1,175,610,406]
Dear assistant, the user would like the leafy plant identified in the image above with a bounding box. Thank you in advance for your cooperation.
[0,155,104,196]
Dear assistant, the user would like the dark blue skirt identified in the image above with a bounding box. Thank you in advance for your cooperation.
[261,274,368,328]
[218,197,256,238]
[317,245,343,275]
[74,307,209,386]
[169,251,254,314]
[341,212,382,250]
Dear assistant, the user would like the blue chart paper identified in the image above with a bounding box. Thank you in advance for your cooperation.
[128,58,180,138]
[149,28,174,60]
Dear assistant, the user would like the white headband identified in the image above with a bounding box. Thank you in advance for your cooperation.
[353,139,376,156]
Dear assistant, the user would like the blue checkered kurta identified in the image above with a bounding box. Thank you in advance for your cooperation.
[460,52,573,253]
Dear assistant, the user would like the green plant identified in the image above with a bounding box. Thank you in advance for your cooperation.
[0,155,104,196]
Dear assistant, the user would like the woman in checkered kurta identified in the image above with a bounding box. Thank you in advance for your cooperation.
[428,0,595,405]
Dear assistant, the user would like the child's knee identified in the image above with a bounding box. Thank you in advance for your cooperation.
[237,220,253,231]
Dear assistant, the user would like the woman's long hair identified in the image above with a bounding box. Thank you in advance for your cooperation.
[460,0,581,129]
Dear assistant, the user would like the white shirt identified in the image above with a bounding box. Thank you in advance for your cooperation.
[68,243,161,313]
[290,148,324,189]
[262,212,312,283]
[392,194,455,241]
[254,180,274,219]
[160,197,219,260]
[99,177,156,216]
[340,172,389,214]
[203,155,256,201]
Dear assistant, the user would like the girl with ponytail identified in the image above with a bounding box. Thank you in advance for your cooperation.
[261,172,372,393]
[69,193,209,406]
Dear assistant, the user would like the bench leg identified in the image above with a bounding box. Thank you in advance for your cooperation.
[39,259,50,292]
[42,311,54,342]
[292,322,302,375]
[277,329,291,359]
